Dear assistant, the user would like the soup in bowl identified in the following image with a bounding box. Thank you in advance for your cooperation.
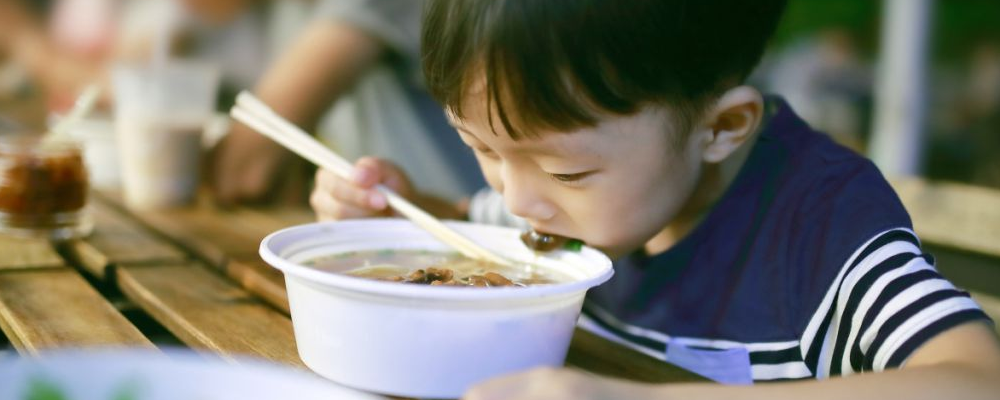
[259,219,613,398]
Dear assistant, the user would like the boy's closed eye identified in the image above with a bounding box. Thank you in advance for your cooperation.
[472,146,499,159]
[548,171,595,184]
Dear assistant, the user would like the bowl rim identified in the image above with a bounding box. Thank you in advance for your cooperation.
[259,219,614,301]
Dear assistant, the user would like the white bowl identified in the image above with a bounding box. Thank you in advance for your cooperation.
[259,219,613,398]
[0,348,383,400]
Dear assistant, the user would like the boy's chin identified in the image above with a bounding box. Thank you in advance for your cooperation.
[584,236,653,260]
[586,243,631,261]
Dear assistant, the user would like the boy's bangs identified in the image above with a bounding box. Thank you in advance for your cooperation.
[424,0,672,139]
[423,0,786,139]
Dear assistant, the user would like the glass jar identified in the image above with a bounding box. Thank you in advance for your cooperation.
[0,135,92,240]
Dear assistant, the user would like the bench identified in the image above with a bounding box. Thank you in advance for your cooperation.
[892,177,1000,332]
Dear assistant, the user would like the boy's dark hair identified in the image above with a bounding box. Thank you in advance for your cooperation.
[422,0,787,139]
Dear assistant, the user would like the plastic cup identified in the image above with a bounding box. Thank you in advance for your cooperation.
[67,114,120,190]
[259,219,614,398]
[112,62,218,209]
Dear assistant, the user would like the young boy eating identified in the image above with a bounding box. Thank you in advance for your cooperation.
[308,0,1000,398]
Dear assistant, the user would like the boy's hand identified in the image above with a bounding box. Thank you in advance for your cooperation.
[310,157,414,221]
[464,367,658,400]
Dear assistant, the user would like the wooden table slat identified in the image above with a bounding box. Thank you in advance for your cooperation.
[0,269,155,353]
[892,177,1000,258]
[0,236,64,270]
[58,201,187,279]
[94,191,312,268]
[116,262,302,366]
[566,329,703,383]
[225,258,289,314]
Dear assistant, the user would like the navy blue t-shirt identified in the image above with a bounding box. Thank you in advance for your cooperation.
[581,98,990,383]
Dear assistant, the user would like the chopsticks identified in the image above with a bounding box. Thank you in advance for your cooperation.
[230,91,515,267]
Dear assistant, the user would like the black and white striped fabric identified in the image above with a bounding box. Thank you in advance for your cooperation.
[801,228,985,377]
[580,228,987,382]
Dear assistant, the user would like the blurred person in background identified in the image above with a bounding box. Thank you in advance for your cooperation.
[210,0,485,207]
[964,41,1000,186]
[116,0,311,107]
[928,40,1000,188]
[0,0,307,125]
[0,0,111,125]
[754,27,873,152]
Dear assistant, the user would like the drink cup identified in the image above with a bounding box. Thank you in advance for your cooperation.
[67,114,120,190]
[112,62,219,209]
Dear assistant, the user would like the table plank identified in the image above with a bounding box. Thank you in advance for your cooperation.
[225,258,289,314]
[94,191,312,268]
[566,329,704,383]
[0,236,63,270]
[0,269,154,353]
[891,177,1000,258]
[92,192,304,313]
[57,201,188,278]
[116,262,302,366]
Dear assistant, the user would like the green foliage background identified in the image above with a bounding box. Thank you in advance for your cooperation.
[771,0,1000,62]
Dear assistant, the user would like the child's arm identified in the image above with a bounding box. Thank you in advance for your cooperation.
[464,320,1000,400]
[213,20,385,205]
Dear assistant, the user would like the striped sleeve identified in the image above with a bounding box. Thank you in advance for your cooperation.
[799,228,991,377]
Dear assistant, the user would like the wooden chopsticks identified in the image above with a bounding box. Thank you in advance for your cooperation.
[230,91,514,267]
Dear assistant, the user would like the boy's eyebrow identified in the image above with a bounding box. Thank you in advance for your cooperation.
[449,119,595,157]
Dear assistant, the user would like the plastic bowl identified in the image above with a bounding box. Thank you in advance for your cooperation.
[259,219,613,398]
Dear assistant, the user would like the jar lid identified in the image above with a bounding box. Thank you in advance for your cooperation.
[0,134,81,156]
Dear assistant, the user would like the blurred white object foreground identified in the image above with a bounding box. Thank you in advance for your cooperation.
[0,348,385,400]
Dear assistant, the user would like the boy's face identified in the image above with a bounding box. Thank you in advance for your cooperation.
[450,99,706,259]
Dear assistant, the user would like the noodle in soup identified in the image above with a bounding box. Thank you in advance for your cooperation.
[304,250,570,287]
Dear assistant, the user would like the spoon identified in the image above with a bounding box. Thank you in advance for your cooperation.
[519,229,570,252]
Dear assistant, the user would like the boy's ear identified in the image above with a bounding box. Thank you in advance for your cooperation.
[699,86,764,163]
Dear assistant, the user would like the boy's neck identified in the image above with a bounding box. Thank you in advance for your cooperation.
[642,111,768,256]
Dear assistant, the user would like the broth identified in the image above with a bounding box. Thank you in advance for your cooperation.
[304,250,571,287]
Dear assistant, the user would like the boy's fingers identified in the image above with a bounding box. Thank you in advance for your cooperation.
[314,168,343,192]
[353,157,385,187]
[331,179,385,210]
[315,168,388,211]
[315,168,365,207]
[354,156,411,196]
[311,189,381,220]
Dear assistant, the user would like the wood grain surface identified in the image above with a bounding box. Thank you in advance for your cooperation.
[0,236,63,271]
[57,201,187,279]
[116,262,302,366]
[0,269,153,353]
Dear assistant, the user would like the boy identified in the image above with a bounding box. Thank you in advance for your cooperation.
[309,0,1000,398]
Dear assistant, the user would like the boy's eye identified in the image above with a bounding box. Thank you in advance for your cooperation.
[473,147,499,158]
[549,172,592,183]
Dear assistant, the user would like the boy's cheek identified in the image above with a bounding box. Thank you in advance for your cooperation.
[475,158,503,190]
[480,169,503,194]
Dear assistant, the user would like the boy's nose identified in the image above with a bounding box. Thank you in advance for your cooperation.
[501,172,557,223]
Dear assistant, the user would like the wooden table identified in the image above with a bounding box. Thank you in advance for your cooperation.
[0,192,703,396]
